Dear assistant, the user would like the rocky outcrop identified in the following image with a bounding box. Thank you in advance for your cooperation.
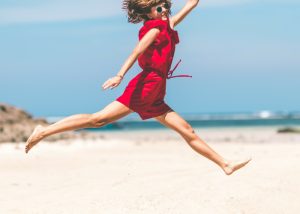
[0,103,101,143]
[277,127,300,134]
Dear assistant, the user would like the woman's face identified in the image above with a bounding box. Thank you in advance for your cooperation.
[147,1,170,20]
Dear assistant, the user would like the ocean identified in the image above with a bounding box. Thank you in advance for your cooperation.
[46,111,300,131]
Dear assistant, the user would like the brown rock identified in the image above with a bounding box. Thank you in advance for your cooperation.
[277,127,300,134]
[0,103,99,143]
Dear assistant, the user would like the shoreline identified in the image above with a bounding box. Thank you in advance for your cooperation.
[1,126,299,146]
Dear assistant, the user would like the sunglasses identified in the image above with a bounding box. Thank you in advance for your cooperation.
[155,2,171,13]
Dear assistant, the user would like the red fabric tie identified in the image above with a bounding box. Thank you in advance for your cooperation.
[167,59,192,79]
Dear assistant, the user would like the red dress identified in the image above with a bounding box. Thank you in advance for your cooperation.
[116,18,191,120]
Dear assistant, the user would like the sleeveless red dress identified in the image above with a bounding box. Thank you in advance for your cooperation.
[116,18,191,120]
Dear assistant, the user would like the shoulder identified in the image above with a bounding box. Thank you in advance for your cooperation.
[139,19,167,36]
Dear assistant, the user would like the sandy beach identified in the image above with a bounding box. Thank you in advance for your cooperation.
[1,126,300,214]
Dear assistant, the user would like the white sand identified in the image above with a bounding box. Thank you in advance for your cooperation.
[1,127,300,214]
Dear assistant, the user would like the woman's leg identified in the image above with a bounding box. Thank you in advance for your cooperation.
[25,101,133,153]
[154,110,251,175]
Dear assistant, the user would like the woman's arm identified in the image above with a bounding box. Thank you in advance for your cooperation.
[170,0,200,28]
[102,28,160,90]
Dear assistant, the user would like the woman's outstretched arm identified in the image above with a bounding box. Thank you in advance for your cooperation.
[171,0,200,28]
[102,28,160,90]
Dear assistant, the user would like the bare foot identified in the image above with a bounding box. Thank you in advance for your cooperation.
[25,125,45,153]
[223,158,252,175]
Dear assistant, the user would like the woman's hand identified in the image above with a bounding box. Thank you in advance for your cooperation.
[102,75,123,90]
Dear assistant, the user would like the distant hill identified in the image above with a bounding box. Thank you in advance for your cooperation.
[0,103,98,143]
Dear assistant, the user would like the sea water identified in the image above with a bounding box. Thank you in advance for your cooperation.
[46,111,300,132]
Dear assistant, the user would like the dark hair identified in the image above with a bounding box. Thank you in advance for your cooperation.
[122,0,172,24]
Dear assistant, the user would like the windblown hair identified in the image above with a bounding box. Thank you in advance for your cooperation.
[122,0,172,24]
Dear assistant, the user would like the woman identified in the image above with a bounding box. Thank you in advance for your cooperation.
[25,0,251,175]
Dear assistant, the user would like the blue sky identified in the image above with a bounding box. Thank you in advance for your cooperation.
[0,0,299,118]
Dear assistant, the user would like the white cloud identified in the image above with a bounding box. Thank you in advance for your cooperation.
[201,0,251,7]
[0,0,298,25]
[200,0,300,8]
[0,0,122,24]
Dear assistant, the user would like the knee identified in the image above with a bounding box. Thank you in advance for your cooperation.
[186,124,195,134]
[182,125,197,141]
[88,113,109,128]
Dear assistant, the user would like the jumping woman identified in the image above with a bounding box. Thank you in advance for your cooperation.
[25,0,251,175]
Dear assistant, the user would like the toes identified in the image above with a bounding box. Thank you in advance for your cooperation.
[224,158,251,175]
[24,126,42,153]
[25,146,29,153]
[25,143,32,153]
[233,159,251,171]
